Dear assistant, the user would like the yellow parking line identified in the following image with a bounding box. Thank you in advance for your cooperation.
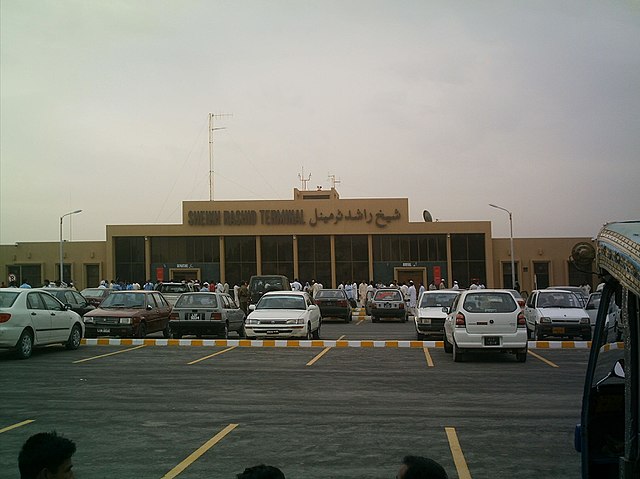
[188,346,237,365]
[161,423,238,478]
[0,419,35,434]
[445,427,472,479]
[306,335,345,366]
[73,345,147,363]
[356,319,365,326]
[423,347,434,367]
[528,350,559,368]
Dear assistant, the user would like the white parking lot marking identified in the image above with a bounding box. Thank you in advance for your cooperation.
[161,423,238,478]
[445,427,472,479]
[0,419,35,434]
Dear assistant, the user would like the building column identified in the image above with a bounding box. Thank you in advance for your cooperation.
[144,236,151,282]
[367,235,374,282]
[446,234,453,288]
[330,235,336,288]
[256,236,261,275]
[292,235,299,280]
[219,236,225,283]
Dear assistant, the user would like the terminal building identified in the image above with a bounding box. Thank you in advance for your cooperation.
[0,188,596,294]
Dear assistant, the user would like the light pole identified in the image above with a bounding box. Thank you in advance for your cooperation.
[59,209,82,284]
[489,203,516,289]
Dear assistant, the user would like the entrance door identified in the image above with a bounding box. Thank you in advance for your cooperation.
[169,268,201,282]
[395,268,425,286]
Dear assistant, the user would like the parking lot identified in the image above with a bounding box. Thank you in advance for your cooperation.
[1,314,590,478]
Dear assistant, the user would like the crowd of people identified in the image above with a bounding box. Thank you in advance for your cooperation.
[17,431,449,478]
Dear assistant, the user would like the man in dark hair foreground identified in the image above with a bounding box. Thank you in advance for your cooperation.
[397,455,448,479]
[237,464,286,479]
[18,431,76,479]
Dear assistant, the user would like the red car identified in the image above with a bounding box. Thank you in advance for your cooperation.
[80,288,112,308]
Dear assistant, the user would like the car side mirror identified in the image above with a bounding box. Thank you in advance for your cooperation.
[249,304,256,311]
[442,307,450,314]
[146,304,152,311]
[64,303,72,310]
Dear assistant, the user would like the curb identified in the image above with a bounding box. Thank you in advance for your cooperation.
[81,338,594,349]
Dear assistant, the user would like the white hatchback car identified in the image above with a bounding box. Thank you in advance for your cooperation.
[443,289,528,362]
[415,290,460,339]
[524,289,591,341]
[245,291,321,339]
[0,288,85,359]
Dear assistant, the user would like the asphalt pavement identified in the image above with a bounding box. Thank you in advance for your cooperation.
[0,315,590,478]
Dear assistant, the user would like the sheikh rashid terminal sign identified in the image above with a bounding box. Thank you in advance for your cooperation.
[187,208,402,229]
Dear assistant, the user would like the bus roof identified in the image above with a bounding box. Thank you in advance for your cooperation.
[597,221,640,295]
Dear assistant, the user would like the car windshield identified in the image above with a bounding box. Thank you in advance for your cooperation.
[586,293,601,310]
[251,278,284,293]
[419,293,458,308]
[256,295,306,310]
[315,290,344,299]
[160,284,190,293]
[0,291,19,308]
[463,292,517,313]
[175,294,218,308]
[100,293,146,308]
[374,290,402,301]
[81,288,107,298]
[538,291,581,308]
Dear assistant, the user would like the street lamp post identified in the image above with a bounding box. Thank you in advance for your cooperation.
[489,203,516,289]
[59,209,83,285]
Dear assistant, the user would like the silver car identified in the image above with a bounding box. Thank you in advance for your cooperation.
[169,292,246,339]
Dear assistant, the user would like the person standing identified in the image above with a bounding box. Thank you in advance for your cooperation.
[291,278,302,291]
[238,280,250,315]
[439,279,446,289]
[358,281,368,308]
[408,280,417,317]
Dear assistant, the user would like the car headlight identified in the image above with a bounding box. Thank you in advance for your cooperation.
[580,317,589,324]
[119,318,133,325]
[286,318,304,324]
[540,317,551,324]
[247,318,259,325]
[83,317,94,324]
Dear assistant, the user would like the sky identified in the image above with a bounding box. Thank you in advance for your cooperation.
[1,0,639,244]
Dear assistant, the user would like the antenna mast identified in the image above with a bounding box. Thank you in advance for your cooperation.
[328,173,341,190]
[209,112,232,201]
[298,167,312,191]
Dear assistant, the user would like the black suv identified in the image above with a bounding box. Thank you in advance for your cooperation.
[248,275,291,305]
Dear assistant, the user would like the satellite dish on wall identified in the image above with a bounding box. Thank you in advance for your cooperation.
[423,210,433,222]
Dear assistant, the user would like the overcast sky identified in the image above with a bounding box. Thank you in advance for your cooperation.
[1,0,639,244]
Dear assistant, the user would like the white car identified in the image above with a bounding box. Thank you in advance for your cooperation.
[0,288,85,359]
[443,289,528,362]
[245,291,321,339]
[415,290,460,339]
[585,291,622,341]
[524,289,591,341]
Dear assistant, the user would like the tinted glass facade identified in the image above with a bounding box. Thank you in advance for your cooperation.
[297,235,331,286]
[151,236,219,263]
[261,236,294,279]
[114,237,145,283]
[450,233,486,288]
[225,236,257,286]
[335,235,369,283]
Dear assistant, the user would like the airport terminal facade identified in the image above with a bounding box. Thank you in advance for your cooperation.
[1,189,595,294]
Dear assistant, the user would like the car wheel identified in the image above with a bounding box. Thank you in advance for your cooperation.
[65,324,82,350]
[453,341,464,362]
[417,332,424,340]
[403,314,408,323]
[443,334,453,353]
[221,322,229,339]
[372,315,378,323]
[306,324,313,340]
[312,323,321,340]
[516,349,528,362]
[16,329,34,359]
[162,323,172,339]
[173,331,183,339]
[136,322,147,339]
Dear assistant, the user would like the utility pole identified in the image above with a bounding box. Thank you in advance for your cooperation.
[328,173,341,190]
[209,112,232,201]
[298,167,312,191]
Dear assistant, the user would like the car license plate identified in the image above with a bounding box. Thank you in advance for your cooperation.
[189,313,202,320]
[423,318,431,325]
[385,303,391,308]
[266,330,280,334]
[97,328,110,334]
[552,327,565,334]
[484,336,500,346]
